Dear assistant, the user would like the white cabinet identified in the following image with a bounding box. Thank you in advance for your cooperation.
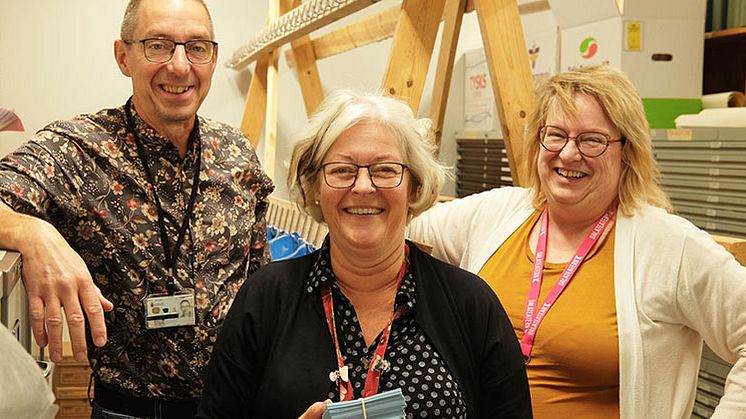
[0,250,30,352]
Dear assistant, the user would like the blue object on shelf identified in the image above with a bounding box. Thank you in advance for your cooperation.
[268,227,316,261]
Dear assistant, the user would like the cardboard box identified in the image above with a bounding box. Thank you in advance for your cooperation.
[463,9,559,132]
[464,48,500,132]
[549,0,706,128]
[550,0,704,27]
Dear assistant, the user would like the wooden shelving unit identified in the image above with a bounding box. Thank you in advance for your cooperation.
[704,27,746,94]
[53,342,92,419]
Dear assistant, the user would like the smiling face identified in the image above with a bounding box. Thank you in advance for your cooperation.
[315,122,412,254]
[114,0,217,135]
[538,93,623,217]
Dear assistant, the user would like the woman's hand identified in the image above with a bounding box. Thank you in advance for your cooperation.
[298,400,331,419]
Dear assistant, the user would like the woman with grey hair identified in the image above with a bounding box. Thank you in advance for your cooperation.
[197,90,532,418]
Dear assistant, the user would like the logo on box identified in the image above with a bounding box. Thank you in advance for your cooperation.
[579,37,598,59]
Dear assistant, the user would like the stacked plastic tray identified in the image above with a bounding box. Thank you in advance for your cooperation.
[651,127,746,238]
[456,136,513,198]
[692,346,731,418]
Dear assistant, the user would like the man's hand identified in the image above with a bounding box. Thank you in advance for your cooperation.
[21,220,113,363]
[298,400,331,419]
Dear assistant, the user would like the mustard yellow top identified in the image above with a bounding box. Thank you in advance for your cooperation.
[479,210,619,419]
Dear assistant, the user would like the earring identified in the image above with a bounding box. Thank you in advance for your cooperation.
[314,200,319,205]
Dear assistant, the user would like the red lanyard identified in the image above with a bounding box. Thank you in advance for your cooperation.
[322,249,409,401]
[521,207,615,362]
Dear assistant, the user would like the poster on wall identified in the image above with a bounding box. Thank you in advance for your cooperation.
[526,30,559,86]
[463,48,497,132]
[463,34,558,132]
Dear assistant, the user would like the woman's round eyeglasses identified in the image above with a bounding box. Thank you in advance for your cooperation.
[540,125,624,158]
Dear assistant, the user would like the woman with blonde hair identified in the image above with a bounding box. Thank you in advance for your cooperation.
[408,65,746,418]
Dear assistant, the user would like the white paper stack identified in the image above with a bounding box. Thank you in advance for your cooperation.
[675,108,746,128]
[322,388,406,419]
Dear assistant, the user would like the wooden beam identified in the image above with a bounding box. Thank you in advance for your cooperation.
[284,5,400,68]
[262,0,288,179]
[290,34,324,115]
[314,6,401,60]
[519,0,551,14]
[286,0,324,116]
[228,0,380,70]
[429,0,467,147]
[241,57,269,149]
[381,0,447,112]
[284,0,549,67]
[474,0,536,187]
[263,49,279,178]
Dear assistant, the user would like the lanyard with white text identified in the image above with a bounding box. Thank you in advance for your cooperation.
[322,248,409,401]
[521,206,615,361]
[124,98,201,295]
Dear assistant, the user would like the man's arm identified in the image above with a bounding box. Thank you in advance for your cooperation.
[0,200,112,362]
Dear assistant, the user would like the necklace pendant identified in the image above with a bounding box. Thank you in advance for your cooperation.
[329,365,349,383]
[371,355,391,372]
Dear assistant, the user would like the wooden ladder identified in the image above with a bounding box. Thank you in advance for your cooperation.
[228,0,540,185]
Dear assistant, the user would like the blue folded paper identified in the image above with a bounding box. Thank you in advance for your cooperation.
[322,388,406,419]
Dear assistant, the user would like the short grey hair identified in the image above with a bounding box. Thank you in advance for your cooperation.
[120,0,215,40]
[288,90,448,222]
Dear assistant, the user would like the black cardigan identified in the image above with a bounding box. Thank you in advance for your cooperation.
[197,242,531,418]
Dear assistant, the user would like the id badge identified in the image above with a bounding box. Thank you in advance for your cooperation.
[144,292,196,329]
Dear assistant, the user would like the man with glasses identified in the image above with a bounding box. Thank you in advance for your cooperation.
[0,0,273,417]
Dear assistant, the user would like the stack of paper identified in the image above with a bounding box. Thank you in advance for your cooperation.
[0,108,24,132]
[322,388,406,419]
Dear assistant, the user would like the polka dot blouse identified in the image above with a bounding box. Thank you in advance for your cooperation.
[306,245,468,418]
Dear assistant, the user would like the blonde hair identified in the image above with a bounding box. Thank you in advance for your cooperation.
[523,65,671,215]
[287,90,448,222]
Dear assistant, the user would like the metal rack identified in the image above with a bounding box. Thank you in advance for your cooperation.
[651,127,746,238]
[455,135,514,197]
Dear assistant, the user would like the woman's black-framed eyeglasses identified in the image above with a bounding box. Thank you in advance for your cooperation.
[318,162,409,189]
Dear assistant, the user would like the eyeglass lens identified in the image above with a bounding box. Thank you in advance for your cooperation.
[322,162,406,189]
[541,126,610,157]
[143,39,215,63]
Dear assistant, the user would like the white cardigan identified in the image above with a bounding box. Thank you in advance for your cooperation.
[407,187,746,418]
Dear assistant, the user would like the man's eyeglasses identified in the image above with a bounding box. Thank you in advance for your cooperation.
[123,38,217,64]
[318,162,409,189]
[539,125,624,158]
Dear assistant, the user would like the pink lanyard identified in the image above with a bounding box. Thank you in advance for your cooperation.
[521,207,615,362]
[322,249,409,401]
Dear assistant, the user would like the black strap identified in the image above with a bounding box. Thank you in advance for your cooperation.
[124,97,201,295]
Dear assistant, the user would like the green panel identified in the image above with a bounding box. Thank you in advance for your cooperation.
[642,98,702,129]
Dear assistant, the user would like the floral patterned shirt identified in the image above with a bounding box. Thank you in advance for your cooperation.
[0,101,274,400]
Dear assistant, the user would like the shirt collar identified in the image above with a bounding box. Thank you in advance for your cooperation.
[123,98,200,161]
[305,241,417,311]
